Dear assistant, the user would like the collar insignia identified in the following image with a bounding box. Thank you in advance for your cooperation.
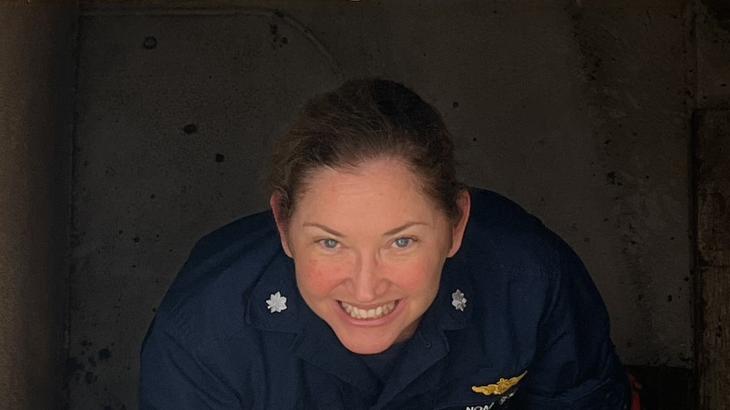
[471,371,526,396]
[451,289,467,311]
[266,291,287,313]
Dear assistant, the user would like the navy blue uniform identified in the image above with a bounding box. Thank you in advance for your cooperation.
[140,188,629,409]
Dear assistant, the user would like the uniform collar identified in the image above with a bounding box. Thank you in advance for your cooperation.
[432,250,475,331]
[244,250,381,395]
[370,253,475,405]
[243,246,476,399]
[244,251,303,333]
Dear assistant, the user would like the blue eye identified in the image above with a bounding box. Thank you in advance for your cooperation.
[393,237,413,249]
[320,239,339,249]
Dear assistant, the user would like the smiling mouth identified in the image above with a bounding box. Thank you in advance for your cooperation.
[339,300,398,320]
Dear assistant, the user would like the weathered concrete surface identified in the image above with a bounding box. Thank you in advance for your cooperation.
[0,2,78,409]
[560,1,695,370]
[698,0,730,110]
[695,110,730,410]
[694,4,730,408]
[71,1,694,408]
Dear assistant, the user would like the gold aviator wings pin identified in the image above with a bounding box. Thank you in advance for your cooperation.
[471,371,527,396]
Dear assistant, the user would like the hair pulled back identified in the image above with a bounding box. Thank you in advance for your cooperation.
[270,78,464,222]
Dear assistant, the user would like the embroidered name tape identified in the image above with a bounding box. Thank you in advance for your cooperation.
[465,403,495,410]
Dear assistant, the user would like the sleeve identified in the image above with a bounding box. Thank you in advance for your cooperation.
[512,237,631,410]
[139,317,242,410]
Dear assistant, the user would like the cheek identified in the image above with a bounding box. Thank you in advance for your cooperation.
[295,256,349,297]
[389,257,443,292]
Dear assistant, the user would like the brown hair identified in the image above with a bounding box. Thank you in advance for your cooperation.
[270,78,464,222]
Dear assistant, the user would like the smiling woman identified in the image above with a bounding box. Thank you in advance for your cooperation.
[139,79,631,409]
[273,158,468,355]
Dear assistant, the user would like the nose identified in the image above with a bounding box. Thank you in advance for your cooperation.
[349,251,387,303]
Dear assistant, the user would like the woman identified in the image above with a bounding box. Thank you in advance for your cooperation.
[140,79,630,409]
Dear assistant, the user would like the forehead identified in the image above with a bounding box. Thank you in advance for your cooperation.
[292,159,443,225]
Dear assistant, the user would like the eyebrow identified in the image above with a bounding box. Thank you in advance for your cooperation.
[302,222,428,237]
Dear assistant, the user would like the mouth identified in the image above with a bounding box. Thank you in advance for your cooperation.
[338,300,399,320]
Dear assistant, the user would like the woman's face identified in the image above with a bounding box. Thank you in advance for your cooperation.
[271,158,470,354]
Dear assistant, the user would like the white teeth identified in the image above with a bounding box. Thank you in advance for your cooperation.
[340,301,396,320]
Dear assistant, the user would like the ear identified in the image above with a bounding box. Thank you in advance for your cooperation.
[447,189,471,258]
[270,191,294,258]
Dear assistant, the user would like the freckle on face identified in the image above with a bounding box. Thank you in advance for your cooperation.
[303,261,338,290]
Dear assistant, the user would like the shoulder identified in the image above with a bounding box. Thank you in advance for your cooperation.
[438,189,625,408]
[460,188,599,334]
[464,187,572,279]
[150,210,282,346]
[140,211,293,404]
[462,187,609,333]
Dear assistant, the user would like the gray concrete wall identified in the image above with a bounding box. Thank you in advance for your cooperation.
[0,2,78,409]
[69,1,695,408]
[695,2,730,408]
